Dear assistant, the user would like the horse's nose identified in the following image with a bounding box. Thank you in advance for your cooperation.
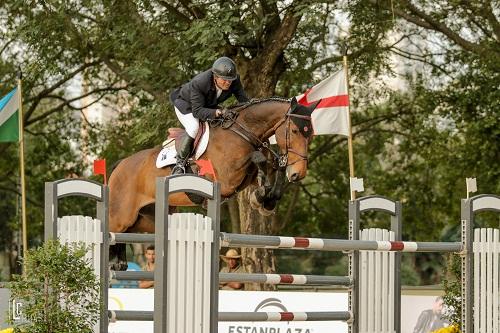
[290,172,300,182]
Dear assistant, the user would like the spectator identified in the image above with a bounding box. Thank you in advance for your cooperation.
[138,245,155,289]
[219,249,245,290]
[413,296,449,333]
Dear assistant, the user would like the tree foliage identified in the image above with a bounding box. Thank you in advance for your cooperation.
[0,0,498,285]
[8,240,100,333]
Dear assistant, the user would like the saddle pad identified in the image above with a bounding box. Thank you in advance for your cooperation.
[156,123,210,168]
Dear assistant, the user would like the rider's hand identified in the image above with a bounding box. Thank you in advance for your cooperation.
[215,109,223,117]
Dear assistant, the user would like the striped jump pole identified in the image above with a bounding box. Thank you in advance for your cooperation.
[219,273,351,286]
[220,232,462,253]
[112,271,351,286]
[218,311,352,322]
[109,310,352,322]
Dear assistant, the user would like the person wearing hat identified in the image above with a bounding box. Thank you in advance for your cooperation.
[219,249,246,290]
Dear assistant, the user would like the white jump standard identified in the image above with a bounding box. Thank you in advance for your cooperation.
[44,177,500,333]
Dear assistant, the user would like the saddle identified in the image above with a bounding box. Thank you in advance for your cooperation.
[166,122,206,157]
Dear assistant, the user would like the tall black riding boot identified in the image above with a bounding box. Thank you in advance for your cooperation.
[172,135,195,175]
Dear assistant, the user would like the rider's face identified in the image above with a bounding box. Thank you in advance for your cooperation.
[214,76,232,90]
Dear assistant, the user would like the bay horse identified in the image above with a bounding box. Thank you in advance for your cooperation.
[108,97,320,269]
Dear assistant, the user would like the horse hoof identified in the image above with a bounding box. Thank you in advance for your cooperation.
[250,191,261,210]
[110,262,128,271]
[258,206,275,216]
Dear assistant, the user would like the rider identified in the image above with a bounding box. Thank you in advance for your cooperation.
[169,56,250,174]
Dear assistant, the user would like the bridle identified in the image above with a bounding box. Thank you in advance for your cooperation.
[269,110,312,168]
[221,105,312,169]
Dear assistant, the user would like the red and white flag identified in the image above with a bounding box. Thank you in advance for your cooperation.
[297,68,350,136]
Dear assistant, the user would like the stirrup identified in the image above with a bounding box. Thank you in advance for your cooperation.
[172,160,186,174]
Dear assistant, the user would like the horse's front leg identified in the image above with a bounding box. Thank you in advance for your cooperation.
[262,167,286,211]
[248,151,287,215]
[249,151,272,210]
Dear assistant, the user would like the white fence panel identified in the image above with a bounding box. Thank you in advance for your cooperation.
[359,228,395,333]
[167,213,213,333]
[57,215,102,333]
[57,215,102,279]
[473,228,500,333]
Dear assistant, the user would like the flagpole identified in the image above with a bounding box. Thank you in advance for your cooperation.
[343,54,356,200]
[17,75,28,270]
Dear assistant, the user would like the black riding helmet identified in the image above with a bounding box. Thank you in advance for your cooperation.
[212,57,237,81]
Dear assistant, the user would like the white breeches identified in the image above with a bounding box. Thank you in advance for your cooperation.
[175,107,199,139]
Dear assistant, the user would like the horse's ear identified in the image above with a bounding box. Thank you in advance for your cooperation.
[308,99,321,112]
[291,96,298,109]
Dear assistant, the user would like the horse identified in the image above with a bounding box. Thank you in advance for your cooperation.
[108,97,320,269]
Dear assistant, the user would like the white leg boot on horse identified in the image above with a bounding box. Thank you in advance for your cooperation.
[172,135,194,175]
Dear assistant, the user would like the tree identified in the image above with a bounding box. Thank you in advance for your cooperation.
[3,0,382,288]
[1,0,498,286]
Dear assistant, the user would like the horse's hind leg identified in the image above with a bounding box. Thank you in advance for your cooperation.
[127,205,178,233]
[109,243,128,271]
[109,205,178,271]
[128,214,155,233]
[108,194,143,271]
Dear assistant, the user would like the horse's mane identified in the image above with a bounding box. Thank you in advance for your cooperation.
[227,97,290,112]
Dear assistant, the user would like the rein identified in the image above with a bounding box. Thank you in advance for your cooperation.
[214,105,312,169]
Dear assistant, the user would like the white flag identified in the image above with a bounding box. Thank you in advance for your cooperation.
[296,68,350,136]
[350,177,364,193]
[466,178,477,195]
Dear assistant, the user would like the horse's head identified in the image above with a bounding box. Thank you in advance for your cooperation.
[274,97,320,182]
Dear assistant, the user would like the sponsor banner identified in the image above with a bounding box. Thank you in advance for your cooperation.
[108,289,448,333]
[108,290,347,333]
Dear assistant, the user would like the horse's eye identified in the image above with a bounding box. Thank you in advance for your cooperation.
[292,128,299,134]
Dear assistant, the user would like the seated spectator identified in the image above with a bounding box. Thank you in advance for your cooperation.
[138,245,155,289]
[219,249,245,290]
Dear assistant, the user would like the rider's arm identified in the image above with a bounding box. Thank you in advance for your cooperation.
[190,79,218,121]
[232,76,249,103]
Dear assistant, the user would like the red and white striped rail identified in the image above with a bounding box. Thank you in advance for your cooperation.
[111,271,351,286]
[110,310,352,322]
[219,311,352,322]
[220,272,351,285]
[220,232,462,252]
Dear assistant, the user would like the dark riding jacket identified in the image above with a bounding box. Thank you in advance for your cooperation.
[170,69,249,121]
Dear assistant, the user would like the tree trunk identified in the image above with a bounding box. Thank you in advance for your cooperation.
[227,197,240,234]
[238,188,276,291]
